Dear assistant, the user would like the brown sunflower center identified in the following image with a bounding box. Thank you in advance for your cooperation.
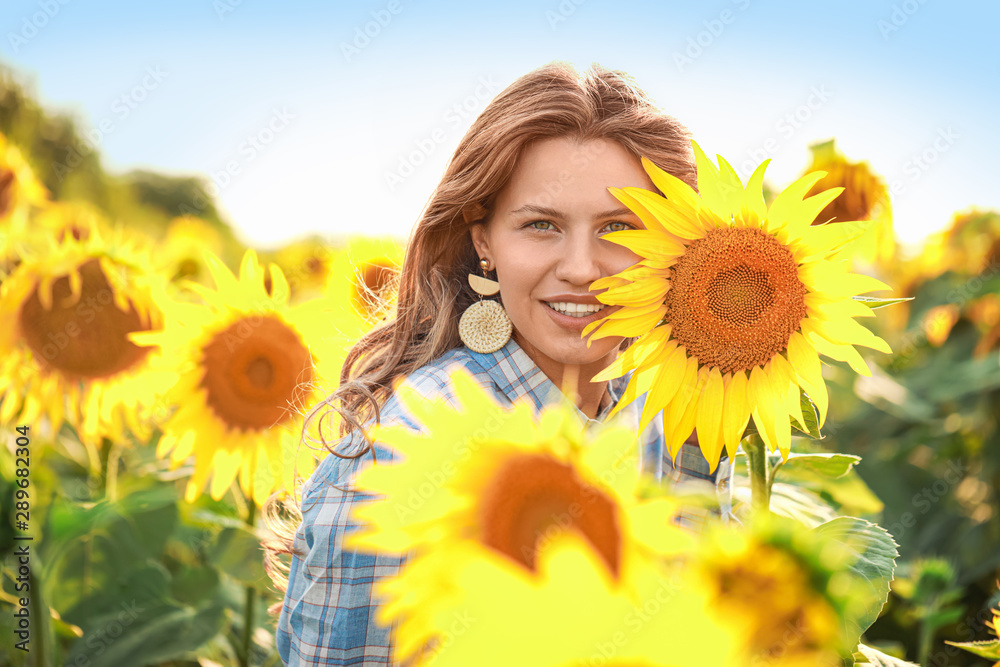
[199,314,313,431]
[478,453,621,579]
[352,260,397,316]
[0,169,15,218]
[667,227,806,375]
[18,258,153,380]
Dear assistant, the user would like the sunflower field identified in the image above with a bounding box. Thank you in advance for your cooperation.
[1,64,999,667]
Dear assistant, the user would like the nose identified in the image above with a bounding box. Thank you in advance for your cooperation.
[553,232,605,286]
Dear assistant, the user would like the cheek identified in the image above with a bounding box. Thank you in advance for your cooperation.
[606,245,642,274]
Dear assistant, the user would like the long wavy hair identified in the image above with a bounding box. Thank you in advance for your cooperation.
[262,61,698,601]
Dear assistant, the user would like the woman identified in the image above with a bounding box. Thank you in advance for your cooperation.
[270,61,734,666]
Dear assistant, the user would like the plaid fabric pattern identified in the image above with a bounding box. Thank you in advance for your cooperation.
[276,336,734,666]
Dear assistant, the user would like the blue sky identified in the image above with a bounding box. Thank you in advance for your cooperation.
[1,0,996,250]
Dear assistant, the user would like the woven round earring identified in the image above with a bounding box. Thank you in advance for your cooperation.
[458,258,512,353]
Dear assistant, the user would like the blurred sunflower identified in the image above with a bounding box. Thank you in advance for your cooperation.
[585,142,893,465]
[922,208,1000,279]
[694,520,853,666]
[325,234,404,325]
[347,370,706,664]
[0,133,49,234]
[392,534,735,667]
[802,139,895,268]
[33,200,105,242]
[272,236,336,299]
[131,249,345,505]
[0,222,169,444]
[158,215,227,284]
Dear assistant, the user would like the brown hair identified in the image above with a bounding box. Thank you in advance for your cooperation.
[262,61,697,602]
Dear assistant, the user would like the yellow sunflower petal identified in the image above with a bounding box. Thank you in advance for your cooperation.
[721,371,751,461]
[618,187,704,240]
[695,367,725,472]
[639,155,702,215]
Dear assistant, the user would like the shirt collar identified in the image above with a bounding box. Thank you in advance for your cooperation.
[463,337,630,425]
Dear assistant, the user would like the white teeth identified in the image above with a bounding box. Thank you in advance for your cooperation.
[545,301,606,317]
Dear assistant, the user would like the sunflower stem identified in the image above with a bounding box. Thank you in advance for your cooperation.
[744,434,771,516]
[240,498,257,667]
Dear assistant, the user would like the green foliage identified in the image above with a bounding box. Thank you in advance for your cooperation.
[853,643,922,666]
[0,438,282,666]
[0,65,242,249]
[824,256,1000,662]
[853,296,914,310]
[813,518,899,643]
[945,638,1000,661]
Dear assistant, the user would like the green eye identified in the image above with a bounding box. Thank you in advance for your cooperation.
[604,221,631,233]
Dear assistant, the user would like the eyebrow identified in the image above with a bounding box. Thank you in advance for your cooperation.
[508,203,636,219]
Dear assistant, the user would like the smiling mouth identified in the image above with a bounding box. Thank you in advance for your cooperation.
[544,301,608,318]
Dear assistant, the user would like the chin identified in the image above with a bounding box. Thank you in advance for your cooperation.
[548,336,622,366]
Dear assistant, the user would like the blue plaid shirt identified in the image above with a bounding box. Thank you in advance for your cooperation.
[276,336,733,666]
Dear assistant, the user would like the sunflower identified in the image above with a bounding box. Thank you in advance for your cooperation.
[393,535,736,667]
[158,215,227,284]
[325,234,404,324]
[0,133,49,234]
[925,208,1000,279]
[270,236,336,300]
[0,222,169,444]
[131,249,346,505]
[584,142,893,466]
[693,518,858,666]
[802,139,895,268]
[346,369,712,665]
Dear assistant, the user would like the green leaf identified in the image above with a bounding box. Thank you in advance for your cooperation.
[791,389,823,439]
[170,565,221,606]
[853,643,921,665]
[813,518,899,644]
[209,526,269,590]
[773,452,861,481]
[944,638,1000,660]
[64,600,227,667]
[769,452,884,518]
[852,295,913,310]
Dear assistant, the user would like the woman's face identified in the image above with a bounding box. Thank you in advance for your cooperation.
[470,135,655,382]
